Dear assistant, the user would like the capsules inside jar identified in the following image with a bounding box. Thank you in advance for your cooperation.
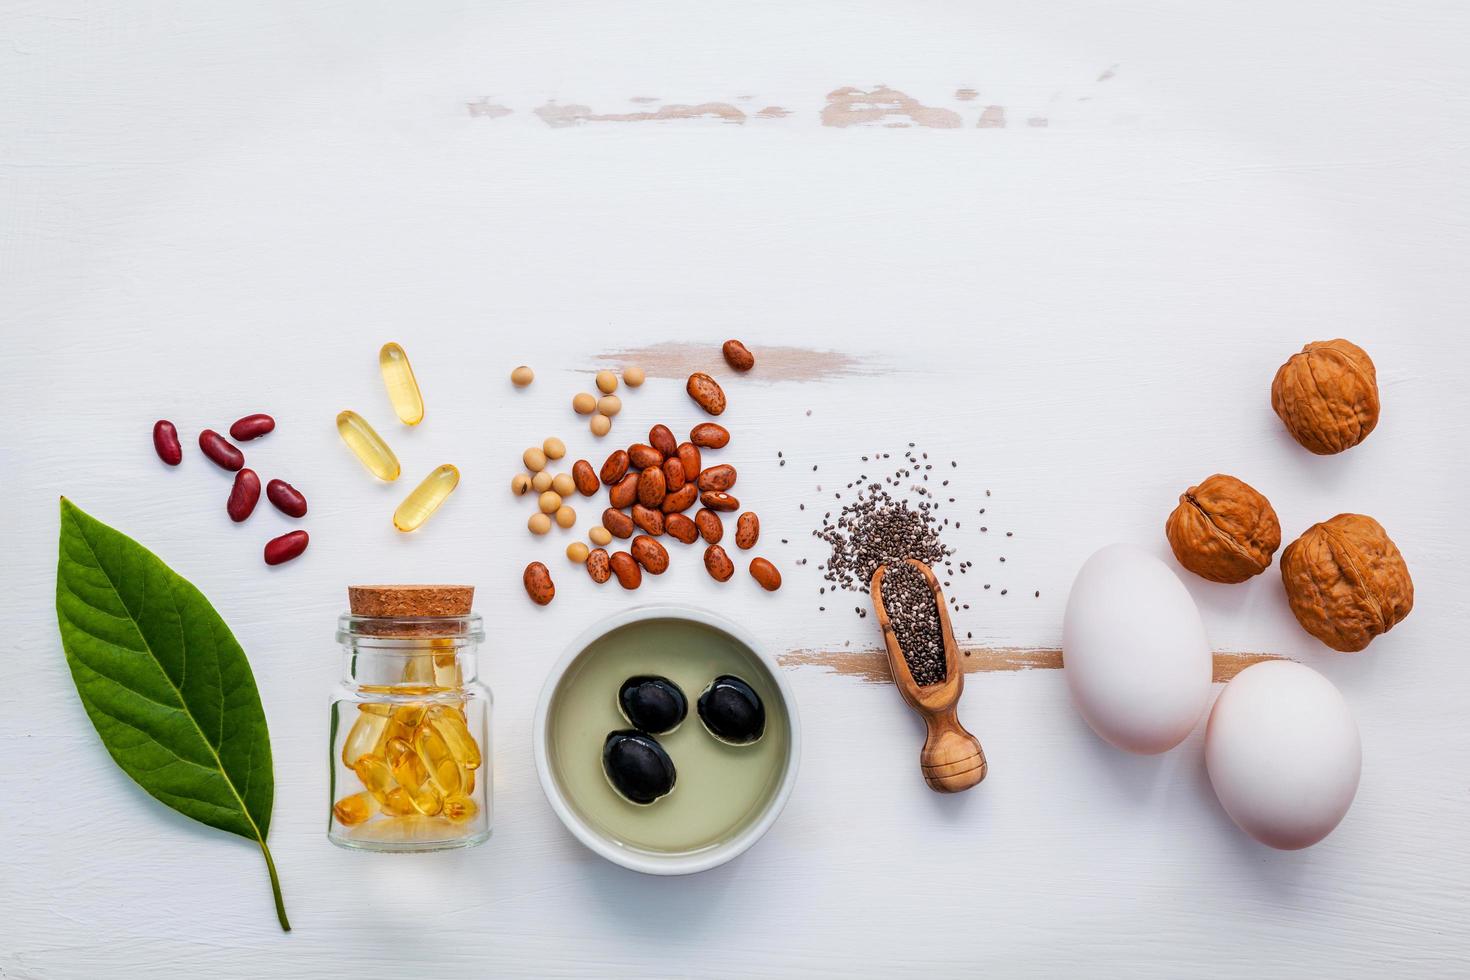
[333,658,486,843]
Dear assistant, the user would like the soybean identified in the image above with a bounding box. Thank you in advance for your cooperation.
[528,512,552,535]
[573,392,598,414]
[543,437,566,460]
[511,365,535,386]
[596,370,619,394]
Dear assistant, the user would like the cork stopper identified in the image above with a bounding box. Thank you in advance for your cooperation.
[348,584,475,618]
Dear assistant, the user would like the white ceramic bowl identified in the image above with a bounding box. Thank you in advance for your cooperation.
[533,604,801,875]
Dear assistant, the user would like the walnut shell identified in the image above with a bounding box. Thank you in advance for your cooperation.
[1270,339,1379,455]
[1165,474,1281,583]
[1280,514,1412,652]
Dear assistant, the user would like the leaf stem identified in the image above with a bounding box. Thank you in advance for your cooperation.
[258,840,291,932]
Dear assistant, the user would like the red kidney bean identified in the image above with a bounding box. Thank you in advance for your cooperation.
[227,469,261,522]
[198,429,244,471]
[229,413,276,442]
[264,530,309,566]
[265,479,307,518]
[153,420,183,466]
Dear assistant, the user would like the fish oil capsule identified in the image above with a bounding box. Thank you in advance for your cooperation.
[433,653,462,690]
[336,410,401,481]
[342,707,391,767]
[443,794,479,823]
[410,784,444,816]
[386,736,430,791]
[394,464,460,531]
[382,787,416,816]
[428,707,482,770]
[393,703,428,727]
[379,343,425,425]
[414,721,463,793]
[353,754,395,803]
[333,791,377,826]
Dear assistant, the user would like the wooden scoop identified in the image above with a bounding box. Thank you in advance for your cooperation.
[871,558,987,793]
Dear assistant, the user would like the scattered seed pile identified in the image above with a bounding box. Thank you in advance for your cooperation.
[794,442,1037,623]
[880,561,947,686]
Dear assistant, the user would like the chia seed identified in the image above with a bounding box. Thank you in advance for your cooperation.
[880,562,946,686]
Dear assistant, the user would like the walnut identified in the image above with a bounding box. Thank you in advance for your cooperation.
[1165,474,1281,583]
[1270,339,1380,454]
[1280,514,1413,652]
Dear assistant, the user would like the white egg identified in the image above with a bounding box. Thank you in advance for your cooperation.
[1205,660,1360,849]
[1063,544,1213,754]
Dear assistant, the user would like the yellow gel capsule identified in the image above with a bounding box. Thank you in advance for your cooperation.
[428,706,482,770]
[401,655,437,687]
[432,654,462,690]
[353,754,395,803]
[386,736,429,791]
[443,794,478,823]
[333,791,378,826]
[393,702,428,727]
[342,708,390,768]
[378,342,425,426]
[394,464,459,532]
[382,787,416,816]
[410,784,444,816]
[462,767,476,795]
[414,720,463,794]
[336,410,401,482]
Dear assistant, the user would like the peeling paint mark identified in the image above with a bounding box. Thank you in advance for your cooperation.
[820,86,962,129]
[977,105,1007,128]
[595,342,875,383]
[778,646,1286,684]
[955,88,979,101]
[756,106,792,118]
[1098,64,1118,82]
[629,96,659,104]
[1027,116,1050,127]
[534,101,747,127]
[465,98,512,119]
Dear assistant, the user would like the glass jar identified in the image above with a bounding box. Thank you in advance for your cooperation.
[328,613,492,851]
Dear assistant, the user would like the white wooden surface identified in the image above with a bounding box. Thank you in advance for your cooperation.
[3,2,1468,977]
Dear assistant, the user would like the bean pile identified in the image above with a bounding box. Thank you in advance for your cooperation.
[880,561,947,686]
[152,414,311,566]
[518,341,781,603]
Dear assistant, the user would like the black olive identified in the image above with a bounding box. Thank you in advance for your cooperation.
[697,675,766,745]
[617,675,688,735]
[602,730,676,805]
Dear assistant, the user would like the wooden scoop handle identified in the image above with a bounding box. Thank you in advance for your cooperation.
[920,705,988,793]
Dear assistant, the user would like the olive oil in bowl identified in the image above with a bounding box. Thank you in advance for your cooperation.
[544,616,793,857]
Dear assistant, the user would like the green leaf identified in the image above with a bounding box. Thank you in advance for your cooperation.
[54,498,290,931]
